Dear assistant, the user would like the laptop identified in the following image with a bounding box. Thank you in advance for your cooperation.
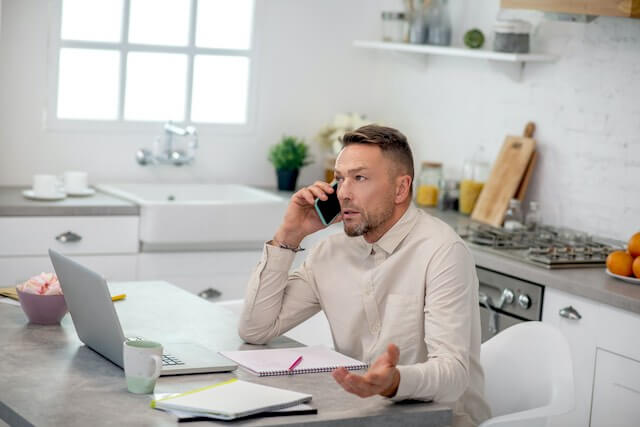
[49,249,237,376]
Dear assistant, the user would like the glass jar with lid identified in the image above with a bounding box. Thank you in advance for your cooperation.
[381,11,409,43]
[416,162,442,207]
[504,199,524,230]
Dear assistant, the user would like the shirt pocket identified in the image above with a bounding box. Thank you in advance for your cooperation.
[380,294,423,353]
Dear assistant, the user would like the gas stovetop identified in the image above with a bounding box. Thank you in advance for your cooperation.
[463,223,621,269]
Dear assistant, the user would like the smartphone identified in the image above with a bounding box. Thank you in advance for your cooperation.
[314,182,341,226]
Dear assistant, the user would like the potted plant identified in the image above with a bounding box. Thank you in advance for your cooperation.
[268,135,312,191]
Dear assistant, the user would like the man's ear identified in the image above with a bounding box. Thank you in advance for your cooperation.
[395,175,412,204]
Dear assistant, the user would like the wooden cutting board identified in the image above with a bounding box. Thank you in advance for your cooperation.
[471,123,537,227]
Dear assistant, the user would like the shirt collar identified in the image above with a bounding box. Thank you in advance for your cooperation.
[354,204,419,258]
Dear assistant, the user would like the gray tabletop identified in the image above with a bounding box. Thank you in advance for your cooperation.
[0,186,138,216]
[0,281,451,427]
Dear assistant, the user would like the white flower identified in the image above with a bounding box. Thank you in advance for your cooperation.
[315,113,373,155]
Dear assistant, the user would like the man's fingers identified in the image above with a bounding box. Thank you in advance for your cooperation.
[293,188,317,206]
[307,185,328,201]
[313,181,335,193]
[344,374,376,397]
[387,343,400,366]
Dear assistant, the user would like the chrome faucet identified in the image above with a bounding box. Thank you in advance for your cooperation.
[136,121,198,166]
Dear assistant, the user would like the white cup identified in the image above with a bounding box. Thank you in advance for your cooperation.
[123,340,163,394]
[32,174,63,198]
[63,171,89,194]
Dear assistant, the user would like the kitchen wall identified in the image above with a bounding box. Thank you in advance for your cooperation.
[364,0,640,241]
[0,0,638,241]
[0,0,380,187]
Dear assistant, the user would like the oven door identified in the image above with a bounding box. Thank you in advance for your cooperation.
[480,306,523,343]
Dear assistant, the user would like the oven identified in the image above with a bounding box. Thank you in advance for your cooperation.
[477,266,544,342]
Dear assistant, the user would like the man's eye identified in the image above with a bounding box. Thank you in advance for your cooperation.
[335,177,344,183]
[356,175,366,181]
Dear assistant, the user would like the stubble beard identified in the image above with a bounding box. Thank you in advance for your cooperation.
[343,202,394,237]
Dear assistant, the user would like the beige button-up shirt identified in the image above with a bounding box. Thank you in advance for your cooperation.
[239,205,490,426]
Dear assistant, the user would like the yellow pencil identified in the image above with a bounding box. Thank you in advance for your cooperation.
[111,293,126,302]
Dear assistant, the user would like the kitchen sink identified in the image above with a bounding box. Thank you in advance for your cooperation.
[96,183,288,251]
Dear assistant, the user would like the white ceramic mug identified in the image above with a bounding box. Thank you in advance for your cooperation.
[123,340,162,394]
[63,171,89,194]
[32,174,63,198]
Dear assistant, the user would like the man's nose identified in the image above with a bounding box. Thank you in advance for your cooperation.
[337,181,350,201]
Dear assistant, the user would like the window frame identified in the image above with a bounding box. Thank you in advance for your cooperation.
[45,0,259,135]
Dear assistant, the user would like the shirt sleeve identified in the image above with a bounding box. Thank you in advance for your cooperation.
[237,243,321,345]
[392,241,476,403]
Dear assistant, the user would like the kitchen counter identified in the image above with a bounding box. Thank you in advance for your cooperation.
[421,207,640,315]
[0,186,138,216]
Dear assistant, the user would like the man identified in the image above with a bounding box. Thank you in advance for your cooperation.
[239,125,490,426]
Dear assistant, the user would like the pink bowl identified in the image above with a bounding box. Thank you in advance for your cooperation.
[16,287,68,325]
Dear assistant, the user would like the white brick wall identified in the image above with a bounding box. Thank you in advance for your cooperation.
[365,1,640,241]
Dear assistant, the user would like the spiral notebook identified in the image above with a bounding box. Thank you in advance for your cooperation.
[219,345,368,377]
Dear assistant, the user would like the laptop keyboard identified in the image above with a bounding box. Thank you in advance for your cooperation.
[162,354,185,366]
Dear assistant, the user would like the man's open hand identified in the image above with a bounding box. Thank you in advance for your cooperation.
[332,344,401,398]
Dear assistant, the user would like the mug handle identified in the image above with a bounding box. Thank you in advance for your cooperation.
[149,354,162,379]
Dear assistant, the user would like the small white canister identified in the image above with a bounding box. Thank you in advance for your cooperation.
[493,19,531,53]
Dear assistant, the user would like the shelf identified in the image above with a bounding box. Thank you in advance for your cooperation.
[353,40,557,63]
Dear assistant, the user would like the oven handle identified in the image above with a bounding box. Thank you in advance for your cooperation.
[479,292,498,335]
[559,306,582,320]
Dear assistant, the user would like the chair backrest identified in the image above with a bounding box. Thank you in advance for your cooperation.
[480,321,574,425]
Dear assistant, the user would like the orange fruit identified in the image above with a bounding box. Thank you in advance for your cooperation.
[606,250,634,277]
[633,256,640,279]
[628,232,640,258]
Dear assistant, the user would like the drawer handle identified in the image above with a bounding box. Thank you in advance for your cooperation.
[55,231,82,243]
[559,306,582,320]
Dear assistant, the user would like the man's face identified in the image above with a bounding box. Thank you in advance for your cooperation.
[334,144,397,239]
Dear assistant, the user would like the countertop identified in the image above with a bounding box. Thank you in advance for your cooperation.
[0,186,138,216]
[0,281,452,427]
[420,207,640,315]
[1,183,638,315]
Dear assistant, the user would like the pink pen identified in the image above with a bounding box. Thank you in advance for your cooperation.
[287,355,303,373]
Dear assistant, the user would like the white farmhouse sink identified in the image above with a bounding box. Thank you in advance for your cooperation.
[97,184,288,251]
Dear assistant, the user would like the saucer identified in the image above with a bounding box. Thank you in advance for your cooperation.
[22,190,66,201]
[66,187,96,197]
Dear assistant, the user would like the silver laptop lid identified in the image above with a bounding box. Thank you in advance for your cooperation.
[49,249,126,368]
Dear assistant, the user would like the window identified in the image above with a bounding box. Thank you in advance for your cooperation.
[50,0,255,127]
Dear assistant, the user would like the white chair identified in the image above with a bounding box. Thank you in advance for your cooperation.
[479,321,575,427]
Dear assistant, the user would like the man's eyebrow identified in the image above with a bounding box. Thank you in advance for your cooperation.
[334,167,368,175]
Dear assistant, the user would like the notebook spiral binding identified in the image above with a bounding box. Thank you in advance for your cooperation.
[257,364,368,377]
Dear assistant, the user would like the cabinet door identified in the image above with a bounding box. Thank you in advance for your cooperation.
[0,216,139,256]
[501,0,640,18]
[590,348,640,427]
[542,287,599,427]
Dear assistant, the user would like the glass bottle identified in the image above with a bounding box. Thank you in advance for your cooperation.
[503,199,524,230]
[416,162,442,207]
[407,0,426,44]
[424,0,452,46]
[525,201,542,231]
[459,148,489,215]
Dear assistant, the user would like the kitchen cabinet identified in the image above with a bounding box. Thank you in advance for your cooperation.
[590,349,640,427]
[501,0,640,19]
[137,250,262,301]
[0,216,139,285]
[543,287,640,426]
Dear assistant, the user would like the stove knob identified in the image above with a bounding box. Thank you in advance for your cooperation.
[518,294,531,309]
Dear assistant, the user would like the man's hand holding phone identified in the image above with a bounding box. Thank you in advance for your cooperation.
[272,181,341,249]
